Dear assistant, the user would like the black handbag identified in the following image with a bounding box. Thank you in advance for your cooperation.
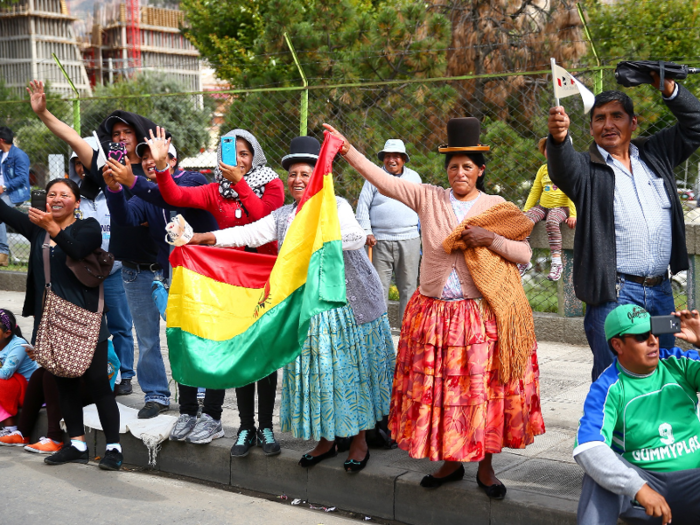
[615,60,699,89]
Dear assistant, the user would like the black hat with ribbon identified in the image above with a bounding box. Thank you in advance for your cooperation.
[438,117,490,153]
[281,136,321,171]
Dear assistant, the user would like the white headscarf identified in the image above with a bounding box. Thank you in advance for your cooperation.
[215,129,279,200]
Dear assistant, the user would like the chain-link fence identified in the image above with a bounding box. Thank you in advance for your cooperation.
[2,66,698,312]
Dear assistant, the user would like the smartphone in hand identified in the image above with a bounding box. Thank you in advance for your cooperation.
[30,189,47,211]
[650,315,681,336]
[108,142,128,165]
[221,136,237,166]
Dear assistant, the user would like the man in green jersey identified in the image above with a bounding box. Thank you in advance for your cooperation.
[575,304,700,525]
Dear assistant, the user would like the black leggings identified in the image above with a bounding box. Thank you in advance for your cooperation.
[54,340,120,444]
[235,371,277,430]
[178,385,225,420]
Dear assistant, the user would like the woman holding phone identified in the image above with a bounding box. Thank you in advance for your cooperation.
[151,127,285,457]
[0,179,122,470]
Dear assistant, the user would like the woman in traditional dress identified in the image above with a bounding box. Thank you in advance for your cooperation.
[323,119,545,497]
[188,136,396,472]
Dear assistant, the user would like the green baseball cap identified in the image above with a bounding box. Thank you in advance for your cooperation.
[604,305,651,341]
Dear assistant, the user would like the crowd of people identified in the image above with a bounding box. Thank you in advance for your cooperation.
[0,70,700,523]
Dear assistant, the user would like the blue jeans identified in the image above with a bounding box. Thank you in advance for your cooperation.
[122,266,170,405]
[584,276,675,381]
[0,193,12,254]
[104,269,135,380]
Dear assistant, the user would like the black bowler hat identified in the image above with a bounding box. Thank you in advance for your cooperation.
[438,117,490,153]
[281,136,321,171]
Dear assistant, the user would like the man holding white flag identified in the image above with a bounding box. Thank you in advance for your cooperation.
[546,70,700,381]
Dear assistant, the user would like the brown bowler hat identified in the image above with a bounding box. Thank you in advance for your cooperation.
[438,117,490,153]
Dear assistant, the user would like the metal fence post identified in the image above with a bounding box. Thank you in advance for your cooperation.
[284,32,308,136]
[52,53,81,134]
[577,3,603,95]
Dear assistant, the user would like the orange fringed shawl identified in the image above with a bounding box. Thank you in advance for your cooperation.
[442,201,536,383]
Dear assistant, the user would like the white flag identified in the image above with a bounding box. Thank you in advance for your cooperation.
[551,58,595,114]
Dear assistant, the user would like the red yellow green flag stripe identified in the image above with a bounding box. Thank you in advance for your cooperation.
[166,133,346,389]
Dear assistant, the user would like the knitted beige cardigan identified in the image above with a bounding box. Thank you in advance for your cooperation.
[443,202,536,383]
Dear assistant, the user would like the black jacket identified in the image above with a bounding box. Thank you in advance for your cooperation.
[547,84,700,306]
[0,200,109,343]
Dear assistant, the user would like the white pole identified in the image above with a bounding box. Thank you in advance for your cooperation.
[551,57,560,107]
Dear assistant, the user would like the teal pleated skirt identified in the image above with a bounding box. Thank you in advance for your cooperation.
[280,305,396,441]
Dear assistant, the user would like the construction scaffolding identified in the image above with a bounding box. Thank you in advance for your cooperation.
[0,0,91,96]
[81,2,201,91]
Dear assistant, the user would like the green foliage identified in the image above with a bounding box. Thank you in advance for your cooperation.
[0,80,72,175]
[584,0,700,184]
[80,74,215,158]
[179,0,263,82]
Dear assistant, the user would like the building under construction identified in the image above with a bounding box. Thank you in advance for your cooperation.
[82,2,201,91]
[0,0,92,96]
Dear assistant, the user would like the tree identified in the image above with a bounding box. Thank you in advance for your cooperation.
[181,0,455,203]
[584,0,700,134]
[80,74,215,158]
[428,0,587,122]
[0,79,71,183]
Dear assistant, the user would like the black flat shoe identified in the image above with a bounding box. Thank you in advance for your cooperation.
[344,450,370,473]
[476,473,507,500]
[420,464,465,488]
[298,443,337,467]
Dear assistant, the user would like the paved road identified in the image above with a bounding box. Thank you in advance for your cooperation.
[0,446,360,525]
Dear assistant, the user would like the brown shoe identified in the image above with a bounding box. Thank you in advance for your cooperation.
[0,253,8,267]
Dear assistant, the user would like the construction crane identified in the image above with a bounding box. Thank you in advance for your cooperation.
[127,0,141,70]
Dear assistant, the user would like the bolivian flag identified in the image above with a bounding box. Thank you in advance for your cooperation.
[166,133,346,389]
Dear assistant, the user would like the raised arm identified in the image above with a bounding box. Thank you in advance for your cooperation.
[546,108,588,202]
[27,80,95,168]
[323,124,423,212]
[155,167,212,209]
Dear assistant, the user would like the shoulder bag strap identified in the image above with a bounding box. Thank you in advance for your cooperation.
[42,231,51,287]
[97,283,104,315]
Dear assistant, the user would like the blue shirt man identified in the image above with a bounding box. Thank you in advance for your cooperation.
[0,126,31,266]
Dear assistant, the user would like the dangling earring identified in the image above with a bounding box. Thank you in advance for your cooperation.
[74,209,83,220]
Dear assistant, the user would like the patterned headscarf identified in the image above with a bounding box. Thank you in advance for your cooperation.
[215,129,279,200]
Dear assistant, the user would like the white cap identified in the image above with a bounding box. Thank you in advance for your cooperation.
[168,143,177,159]
[377,139,409,163]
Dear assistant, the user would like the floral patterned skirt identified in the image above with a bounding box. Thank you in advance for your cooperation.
[280,305,396,441]
[388,291,545,462]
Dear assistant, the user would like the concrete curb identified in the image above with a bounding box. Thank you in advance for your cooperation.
[19,401,577,524]
[0,270,26,292]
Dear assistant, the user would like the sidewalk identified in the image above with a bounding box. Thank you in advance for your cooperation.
[4,290,590,524]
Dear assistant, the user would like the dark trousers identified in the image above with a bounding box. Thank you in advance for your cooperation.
[578,459,700,524]
[178,385,225,421]
[54,340,120,444]
[235,371,277,431]
[19,368,61,443]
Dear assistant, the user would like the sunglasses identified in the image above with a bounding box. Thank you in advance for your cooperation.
[622,331,653,343]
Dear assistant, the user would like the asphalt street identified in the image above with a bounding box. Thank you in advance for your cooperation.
[0,446,361,525]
